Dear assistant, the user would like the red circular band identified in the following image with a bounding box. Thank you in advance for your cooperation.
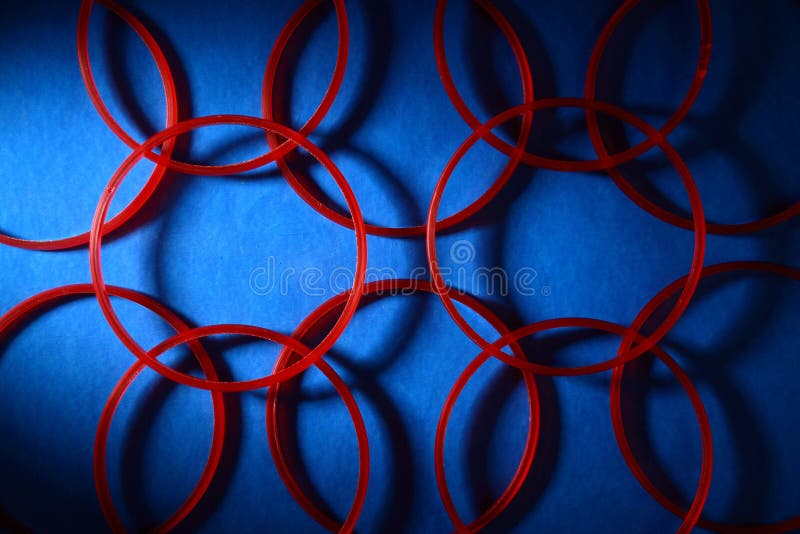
[585,1,799,234]
[613,261,800,532]
[0,0,178,251]
[426,97,706,376]
[263,0,534,236]
[89,115,367,392]
[266,278,538,531]
[435,317,712,534]
[0,284,226,532]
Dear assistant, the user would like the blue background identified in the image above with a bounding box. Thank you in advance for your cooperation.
[1,0,799,532]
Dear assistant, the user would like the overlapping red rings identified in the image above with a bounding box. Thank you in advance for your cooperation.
[0,284,225,532]
[585,1,799,233]
[2,0,799,532]
[89,115,368,392]
[262,0,534,236]
[118,322,371,533]
[426,97,707,375]
[435,317,712,534]
[0,284,370,533]
[266,278,538,532]
[613,261,800,533]
[0,0,178,251]
[80,0,349,181]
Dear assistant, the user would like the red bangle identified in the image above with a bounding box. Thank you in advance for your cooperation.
[266,278,539,531]
[426,98,706,375]
[435,317,712,534]
[585,1,799,234]
[108,321,371,532]
[264,0,534,237]
[0,284,226,532]
[583,0,711,181]
[613,261,800,533]
[87,115,367,392]
[79,0,347,179]
[0,0,178,251]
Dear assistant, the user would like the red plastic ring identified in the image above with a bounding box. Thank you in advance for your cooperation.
[613,261,800,532]
[0,284,225,532]
[586,2,799,234]
[426,98,706,375]
[584,0,711,193]
[88,115,367,392]
[105,322,370,532]
[0,0,178,251]
[264,0,534,236]
[266,278,538,531]
[106,321,369,531]
[81,5,345,178]
[435,317,713,534]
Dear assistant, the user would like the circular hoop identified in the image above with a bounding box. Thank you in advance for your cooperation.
[266,278,538,531]
[613,261,800,532]
[435,317,712,534]
[426,98,706,375]
[0,284,225,532]
[264,0,534,236]
[89,115,367,392]
[0,0,178,250]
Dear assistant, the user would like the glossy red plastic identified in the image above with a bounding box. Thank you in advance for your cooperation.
[0,284,225,532]
[613,261,800,532]
[585,1,799,234]
[263,0,534,236]
[435,317,713,534]
[426,98,706,375]
[89,115,368,392]
[127,322,370,532]
[266,278,538,531]
[0,0,178,251]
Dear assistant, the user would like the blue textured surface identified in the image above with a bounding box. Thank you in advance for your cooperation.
[1,0,799,532]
